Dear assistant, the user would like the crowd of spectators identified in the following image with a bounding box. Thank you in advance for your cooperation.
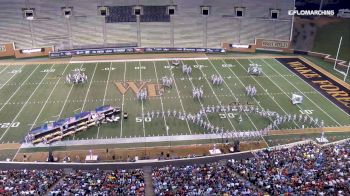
[152,163,263,195]
[229,141,350,195]
[0,169,63,195]
[0,140,349,195]
[49,169,145,196]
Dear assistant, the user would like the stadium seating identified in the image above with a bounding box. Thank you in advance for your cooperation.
[229,141,350,195]
[152,163,263,195]
[0,140,349,195]
[0,0,293,49]
[0,169,63,195]
[140,6,170,22]
[49,169,145,195]
[106,6,136,23]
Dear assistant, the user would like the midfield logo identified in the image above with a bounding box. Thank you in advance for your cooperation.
[114,81,164,97]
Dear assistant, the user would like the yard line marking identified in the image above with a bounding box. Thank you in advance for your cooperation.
[206,59,259,131]
[166,60,193,134]
[179,60,211,123]
[0,65,22,91]
[28,63,71,131]
[0,64,10,77]
[267,59,344,124]
[273,59,350,118]
[139,61,146,138]
[58,63,84,118]
[0,64,40,114]
[11,63,70,161]
[81,62,98,112]
[194,59,237,131]
[120,62,127,137]
[97,62,112,139]
[230,58,300,128]
[152,61,169,136]
[0,64,55,143]
[248,58,320,126]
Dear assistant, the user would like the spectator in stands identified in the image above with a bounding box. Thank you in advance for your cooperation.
[0,169,63,195]
[152,163,262,195]
[50,169,145,196]
[229,141,350,195]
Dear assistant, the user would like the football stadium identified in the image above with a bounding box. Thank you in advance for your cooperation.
[0,0,349,195]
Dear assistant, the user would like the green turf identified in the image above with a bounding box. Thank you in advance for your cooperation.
[0,57,348,147]
[313,19,350,61]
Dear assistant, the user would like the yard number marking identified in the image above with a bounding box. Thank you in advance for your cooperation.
[136,117,152,122]
[299,110,314,115]
[219,113,236,119]
[0,122,20,128]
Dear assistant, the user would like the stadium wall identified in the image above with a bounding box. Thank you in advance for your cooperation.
[0,0,293,50]
[0,43,15,57]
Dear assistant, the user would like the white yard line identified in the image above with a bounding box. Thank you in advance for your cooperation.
[0,66,22,91]
[28,63,71,131]
[0,63,55,143]
[178,60,211,123]
[58,63,84,118]
[229,58,300,128]
[81,62,99,112]
[247,58,319,126]
[97,62,112,138]
[0,65,10,77]
[205,59,258,131]
[120,62,127,137]
[165,61,193,134]
[11,63,71,161]
[272,59,350,118]
[152,61,169,136]
[194,59,237,131]
[139,61,146,138]
[265,59,343,125]
[0,65,40,114]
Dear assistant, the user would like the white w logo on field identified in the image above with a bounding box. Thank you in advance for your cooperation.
[114,81,164,97]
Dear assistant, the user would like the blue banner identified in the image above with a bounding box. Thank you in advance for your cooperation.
[49,47,225,58]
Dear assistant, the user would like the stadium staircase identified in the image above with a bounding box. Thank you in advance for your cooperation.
[143,166,155,196]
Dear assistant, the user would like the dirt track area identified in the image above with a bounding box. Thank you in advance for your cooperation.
[13,140,267,162]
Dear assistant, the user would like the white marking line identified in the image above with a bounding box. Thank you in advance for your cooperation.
[0,66,21,91]
[220,59,277,124]
[178,60,211,123]
[139,61,146,138]
[206,59,258,131]
[230,58,300,128]
[120,62,127,137]
[0,65,41,114]
[166,61,193,134]
[0,64,55,156]
[248,58,318,126]
[269,59,345,123]
[194,59,237,131]
[28,63,71,130]
[152,61,169,136]
[12,63,70,161]
[58,63,84,118]
[0,65,10,77]
[97,62,112,139]
[81,62,98,112]
[71,57,209,64]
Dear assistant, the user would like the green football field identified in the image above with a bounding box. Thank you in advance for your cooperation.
[0,56,349,147]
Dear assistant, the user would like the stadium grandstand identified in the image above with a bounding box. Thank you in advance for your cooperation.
[0,0,349,195]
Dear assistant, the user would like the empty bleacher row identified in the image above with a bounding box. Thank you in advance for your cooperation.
[1,140,349,195]
[0,0,293,49]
